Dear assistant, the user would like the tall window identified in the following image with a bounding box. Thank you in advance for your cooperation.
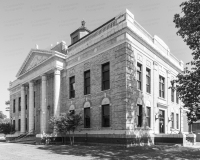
[18,119,21,131]
[171,84,175,102]
[102,104,110,127]
[176,114,179,129]
[13,99,15,113]
[25,95,28,110]
[18,97,21,111]
[84,108,90,128]
[137,105,142,127]
[25,118,28,131]
[146,107,151,127]
[176,91,179,104]
[13,120,15,130]
[34,91,36,108]
[137,63,142,90]
[159,110,165,133]
[159,76,165,98]
[171,112,174,129]
[102,62,110,91]
[84,70,90,95]
[146,68,151,93]
[69,76,75,99]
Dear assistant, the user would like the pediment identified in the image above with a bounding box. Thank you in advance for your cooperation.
[16,49,54,77]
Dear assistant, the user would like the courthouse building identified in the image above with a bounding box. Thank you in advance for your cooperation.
[8,9,188,145]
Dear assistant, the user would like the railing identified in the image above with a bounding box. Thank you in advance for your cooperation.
[14,129,35,142]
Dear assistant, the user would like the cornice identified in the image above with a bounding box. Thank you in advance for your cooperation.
[125,28,183,73]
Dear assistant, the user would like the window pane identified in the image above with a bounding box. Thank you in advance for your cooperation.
[102,63,110,91]
[102,105,110,127]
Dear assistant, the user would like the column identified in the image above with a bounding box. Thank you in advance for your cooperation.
[167,70,171,133]
[153,61,159,133]
[28,81,34,133]
[20,85,26,134]
[54,69,61,117]
[41,75,47,133]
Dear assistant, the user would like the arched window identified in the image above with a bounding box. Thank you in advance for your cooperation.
[101,98,110,127]
[84,102,91,128]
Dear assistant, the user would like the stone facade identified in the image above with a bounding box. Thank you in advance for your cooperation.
[8,9,188,145]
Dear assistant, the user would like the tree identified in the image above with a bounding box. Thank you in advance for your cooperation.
[173,0,200,124]
[0,123,15,135]
[0,111,6,120]
[49,112,83,145]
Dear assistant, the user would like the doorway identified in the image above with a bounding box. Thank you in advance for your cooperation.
[159,110,165,133]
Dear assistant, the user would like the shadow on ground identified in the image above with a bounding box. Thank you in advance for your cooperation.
[37,144,200,159]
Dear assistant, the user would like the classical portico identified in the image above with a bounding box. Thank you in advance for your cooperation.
[15,49,66,134]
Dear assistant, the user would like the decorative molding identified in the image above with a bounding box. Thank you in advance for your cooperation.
[84,62,91,71]
[102,97,110,105]
[137,53,143,63]
[84,101,90,108]
[146,60,151,68]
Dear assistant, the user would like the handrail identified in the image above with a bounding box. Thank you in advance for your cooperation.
[15,129,35,142]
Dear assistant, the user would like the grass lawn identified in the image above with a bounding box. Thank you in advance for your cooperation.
[36,144,200,159]
[1,142,200,159]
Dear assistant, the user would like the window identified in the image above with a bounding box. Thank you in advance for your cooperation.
[176,114,179,129]
[176,91,179,104]
[146,68,151,93]
[137,105,142,127]
[73,35,78,43]
[84,70,90,95]
[34,91,36,108]
[159,110,165,133]
[137,63,142,90]
[18,97,21,111]
[25,118,28,131]
[146,107,151,127]
[13,99,15,113]
[34,116,35,131]
[102,62,110,91]
[84,108,90,128]
[102,104,110,127]
[171,113,174,129]
[171,84,175,102]
[18,119,21,131]
[25,95,28,110]
[69,76,75,99]
[159,76,165,98]
[13,120,15,130]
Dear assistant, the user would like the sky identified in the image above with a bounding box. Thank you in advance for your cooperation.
[0,0,192,117]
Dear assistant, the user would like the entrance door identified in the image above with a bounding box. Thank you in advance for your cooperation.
[159,110,165,133]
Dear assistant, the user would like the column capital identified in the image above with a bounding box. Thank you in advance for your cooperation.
[167,70,171,78]
[21,84,25,90]
[54,68,61,75]
[29,81,34,87]
[42,75,47,81]
[153,61,158,70]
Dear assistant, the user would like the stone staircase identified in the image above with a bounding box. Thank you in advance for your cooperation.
[13,134,36,144]
[8,131,37,145]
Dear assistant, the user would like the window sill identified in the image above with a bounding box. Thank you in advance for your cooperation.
[146,92,151,96]
[101,89,111,92]
[101,127,112,130]
[84,94,91,97]
[81,127,92,130]
[158,97,166,101]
